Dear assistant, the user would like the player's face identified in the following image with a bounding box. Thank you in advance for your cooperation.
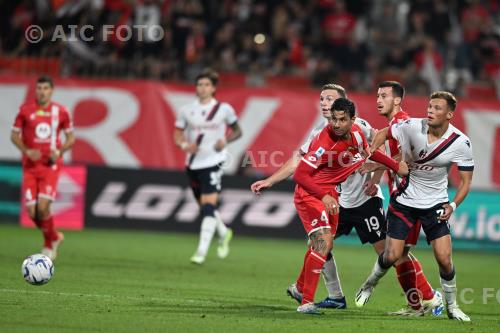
[377,87,396,116]
[331,110,354,137]
[427,98,453,127]
[35,83,53,106]
[320,89,341,119]
[196,78,216,100]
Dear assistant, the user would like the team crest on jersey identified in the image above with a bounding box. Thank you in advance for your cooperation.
[314,147,325,158]
[35,122,51,139]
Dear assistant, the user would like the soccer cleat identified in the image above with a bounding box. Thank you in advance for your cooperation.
[217,228,233,259]
[286,283,303,304]
[387,306,425,317]
[42,232,64,261]
[297,302,321,315]
[355,284,374,307]
[190,254,205,265]
[421,289,444,317]
[447,305,471,322]
[315,296,347,309]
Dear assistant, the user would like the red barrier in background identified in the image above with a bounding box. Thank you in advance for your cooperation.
[1,75,499,189]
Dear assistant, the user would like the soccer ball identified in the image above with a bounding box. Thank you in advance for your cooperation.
[22,254,54,285]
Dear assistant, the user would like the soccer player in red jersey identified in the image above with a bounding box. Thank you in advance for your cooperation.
[11,76,75,260]
[292,97,408,314]
[356,81,442,315]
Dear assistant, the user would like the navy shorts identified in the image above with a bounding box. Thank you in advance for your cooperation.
[337,197,387,244]
[186,165,223,200]
[386,198,450,244]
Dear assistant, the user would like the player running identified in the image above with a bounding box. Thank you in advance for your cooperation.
[356,81,443,315]
[11,76,75,260]
[357,91,473,321]
[174,69,242,264]
[291,97,408,314]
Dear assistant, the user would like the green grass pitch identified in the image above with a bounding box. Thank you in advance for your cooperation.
[0,223,499,333]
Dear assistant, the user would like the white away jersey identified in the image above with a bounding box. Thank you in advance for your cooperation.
[175,98,238,170]
[299,117,383,208]
[389,118,474,208]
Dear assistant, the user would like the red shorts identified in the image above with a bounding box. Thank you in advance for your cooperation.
[22,165,61,206]
[294,188,339,236]
[405,220,422,246]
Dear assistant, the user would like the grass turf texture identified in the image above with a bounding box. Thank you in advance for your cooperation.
[0,224,499,333]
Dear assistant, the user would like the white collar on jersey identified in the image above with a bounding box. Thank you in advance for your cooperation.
[422,118,455,139]
[195,98,217,108]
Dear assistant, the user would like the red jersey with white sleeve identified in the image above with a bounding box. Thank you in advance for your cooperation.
[293,124,368,236]
[13,101,73,170]
[385,110,410,195]
[293,123,401,236]
[296,123,369,199]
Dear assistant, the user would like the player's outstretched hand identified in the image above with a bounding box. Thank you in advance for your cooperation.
[25,149,41,161]
[322,194,339,215]
[251,179,272,195]
[214,139,226,152]
[439,203,454,221]
[396,161,409,177]
[363,180,378,196]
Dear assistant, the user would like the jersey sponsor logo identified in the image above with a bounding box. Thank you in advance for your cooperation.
[35,122,51,139]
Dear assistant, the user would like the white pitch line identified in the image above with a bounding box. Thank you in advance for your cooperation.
[0,288,219,305]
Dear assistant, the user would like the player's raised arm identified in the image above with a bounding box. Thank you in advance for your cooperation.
[251,151,301,194]
[368,150,408,177]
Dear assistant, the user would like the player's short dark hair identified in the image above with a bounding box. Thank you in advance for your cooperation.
[430,91,457,111]
[321,83,347,98]
[37,75,54,88]
[378,81,404,99]
[331,97,356,118]
[196,69,219,86]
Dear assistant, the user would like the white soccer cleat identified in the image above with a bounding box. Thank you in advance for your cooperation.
[217,228,233,259]
[421,289,444,316]
[190,254,205,265]
[355,284,374,307]
[387,306,425,317]
[42,232,64,261]
[297,302,320,315]
[286,283,303,304]
[447,305,471,322]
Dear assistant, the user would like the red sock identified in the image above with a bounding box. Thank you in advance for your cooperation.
[413,259,434,301]
[39,216,58,248]
[296,248,312,292]
[396,260,420,309]
[301,250,326,304]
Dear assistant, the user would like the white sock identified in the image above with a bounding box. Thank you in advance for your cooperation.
[365,259,390,287]
[322,254,344,298]
[214,210,228,240]
[195,216,217,257]
[440,276,457,307]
